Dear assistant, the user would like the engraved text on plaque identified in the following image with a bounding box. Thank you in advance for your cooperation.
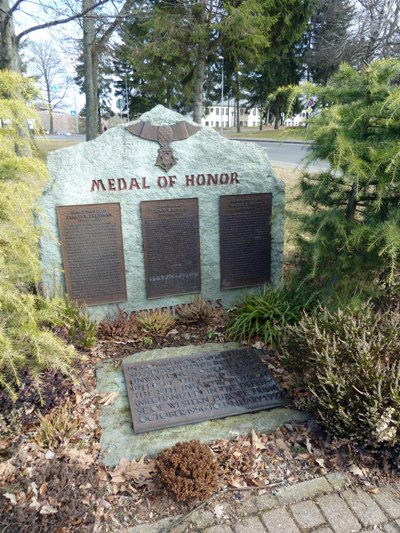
[220,194,272,289]
[141,198,201,298]
[123,348,283,433]
[57,203,127,305]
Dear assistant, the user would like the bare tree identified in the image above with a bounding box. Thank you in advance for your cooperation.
[353,0,400,63]
[29,40,72,134]
[0,0,108,72]
[82,0,134,140]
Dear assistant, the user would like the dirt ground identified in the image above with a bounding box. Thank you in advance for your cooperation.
[1,164,398,532]
[1,306,399,533]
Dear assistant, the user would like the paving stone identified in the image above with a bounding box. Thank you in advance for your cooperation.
[291,500,326,529]
[261,508,300,533]
[234,496,259,518]
[326,473,351,491]
[129,516,180,532]
[384,522,400,533]
[373,486,400,519]
[277,477,332,505]
[203,526,234,533]
[252,494,279,512]
[313,529,334,533]
[343,488,386,527]
[190,510,216,529]
[317,494,361,533]
[233,516,266,533]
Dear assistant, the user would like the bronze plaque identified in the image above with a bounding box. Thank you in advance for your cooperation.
[141,198,201,298]
[57,203,127,305]
[123,348,283,434]
[220,194,272,290]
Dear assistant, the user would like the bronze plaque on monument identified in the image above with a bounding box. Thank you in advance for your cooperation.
[220,194,272,290]
[123,348,283,434]
[141,198,201,298]
[57,203,127,305]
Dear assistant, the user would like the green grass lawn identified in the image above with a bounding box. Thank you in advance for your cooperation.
[225,126,310,141]
[35,139,81,161]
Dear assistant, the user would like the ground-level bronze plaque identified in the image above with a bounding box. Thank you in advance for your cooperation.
[57,203,127,306]
[220,194,272,290]
[123,348,283,434]
[141,198,201,299]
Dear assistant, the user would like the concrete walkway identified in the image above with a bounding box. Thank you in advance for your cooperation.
[129,474,400,533]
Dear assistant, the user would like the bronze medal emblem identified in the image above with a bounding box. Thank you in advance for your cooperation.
[126,119,200,171]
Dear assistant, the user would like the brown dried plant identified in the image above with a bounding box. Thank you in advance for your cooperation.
[155,440,220,502]
[98,310,138,339]
[34,400,79,449]
[136,309,175,336]
[176,296,214,324]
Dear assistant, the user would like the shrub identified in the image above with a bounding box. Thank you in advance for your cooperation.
[137,309,175,336]
[34,400,79,449]
[0,72,90,400]
[176,296,214,324]
[0,286,79,400]
[155,440,219,501]
[281,303,400,448]
[226,284,312,346]
[279,61,400,298]
[98,310,138,339]
[41,296,97,349]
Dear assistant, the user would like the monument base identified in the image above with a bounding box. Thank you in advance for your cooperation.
[97,343,308,466]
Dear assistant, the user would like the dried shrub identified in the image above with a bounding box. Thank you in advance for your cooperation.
[34,400,79,449]
[98,310,138,339]
[137,309,175,336]
[281,302,400,448]
[177,296,214,324]
[155,440,219,501]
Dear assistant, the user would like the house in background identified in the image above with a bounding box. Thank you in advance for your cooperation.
[202,101,261,129]
[284,111,307,127]
[37,109,78,134]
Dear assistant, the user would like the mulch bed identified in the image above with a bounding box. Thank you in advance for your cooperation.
[1,311,399,532]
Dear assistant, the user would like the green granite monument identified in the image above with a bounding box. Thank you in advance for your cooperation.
[37,105,285,319]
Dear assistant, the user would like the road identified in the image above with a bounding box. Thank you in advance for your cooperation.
[230,138,328,170]
[40,134,328,169]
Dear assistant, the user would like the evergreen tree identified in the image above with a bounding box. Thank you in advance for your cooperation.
[117,0,315,122]
[288,61,400,298]
[304,0,355,84]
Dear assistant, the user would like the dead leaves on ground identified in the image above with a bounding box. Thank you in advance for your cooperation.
[109,456,157,493]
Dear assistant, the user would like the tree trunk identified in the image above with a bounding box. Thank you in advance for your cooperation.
[192,0,207,124]
[49,110,54,134]
[83,0,98,140]
[236,97,240,133]
[346,183,357,221]
[274,95,281,130]
[92,51,102,134]
[0,0,20,71]
[192,46,206,123]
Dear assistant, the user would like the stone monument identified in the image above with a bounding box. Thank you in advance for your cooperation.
[38,105,284,319]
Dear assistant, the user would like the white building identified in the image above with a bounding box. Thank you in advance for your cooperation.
[201,101,261,129]
[284,111,307,127]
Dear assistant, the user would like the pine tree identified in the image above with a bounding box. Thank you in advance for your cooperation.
[292,61,400,299]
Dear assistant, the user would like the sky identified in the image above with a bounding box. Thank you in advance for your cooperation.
[14,3,89,114]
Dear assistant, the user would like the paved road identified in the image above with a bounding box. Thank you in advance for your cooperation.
[230,138,309,167]
[39,134,328,170]
[37,134,85,142]
[231,138,329,170]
